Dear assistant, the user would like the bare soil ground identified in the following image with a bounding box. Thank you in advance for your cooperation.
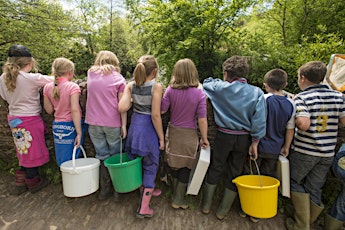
[0,171,324,230]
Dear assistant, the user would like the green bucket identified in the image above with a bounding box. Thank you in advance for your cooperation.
[104,153,142,193]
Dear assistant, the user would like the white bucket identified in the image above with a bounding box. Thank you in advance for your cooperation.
[60,146,100,197]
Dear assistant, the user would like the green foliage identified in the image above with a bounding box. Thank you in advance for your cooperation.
[126,0,256,83]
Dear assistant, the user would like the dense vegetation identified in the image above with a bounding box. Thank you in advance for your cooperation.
[0,0,343,212]
[1,0,344,93]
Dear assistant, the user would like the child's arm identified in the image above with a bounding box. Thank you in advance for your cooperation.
[151,83,164,150]
[197,117,209,149]
[281,128,294,157]
[43,96,54,114]
[118,83,133,113]
[340,116,345,126]
[295,116,310,131]
[118,91,127,138]
[71,93,82,147]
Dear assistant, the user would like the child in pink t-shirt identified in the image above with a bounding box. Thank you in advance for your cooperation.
[0,44,53,195]
[43,57,83,166]
[85,50,127,201]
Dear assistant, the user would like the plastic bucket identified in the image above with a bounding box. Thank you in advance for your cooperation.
[104,153,142,193]
[232,175,280,218]
[60,146,100,197]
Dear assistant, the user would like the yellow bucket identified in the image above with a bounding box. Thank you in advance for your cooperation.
[232,175,280,218]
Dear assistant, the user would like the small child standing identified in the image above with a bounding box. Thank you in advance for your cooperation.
[0,45,53,194]
[85,51,127,201]
[286,61,345,230]
[118,55,164,218]
[202,55,266,220]
[161,58,209,209]
[241,68,295,222]
[323,143,345,229]
[43,57,83,166]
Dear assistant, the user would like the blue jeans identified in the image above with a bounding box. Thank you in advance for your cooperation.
[88,125,122,160]
[329,144,345,221]
[290,150,333,205]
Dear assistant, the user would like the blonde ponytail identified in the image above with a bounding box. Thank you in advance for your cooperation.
[2,57,33,92]
[133,55,158,87]
[51,57,75,99]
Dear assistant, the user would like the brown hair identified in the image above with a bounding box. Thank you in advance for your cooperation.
[51,57,75,99]
[133,55,158,87]
[170,58,199,89]
[2,57,37,92]
[264,69,288,91]
[222,55,249,79]
[89,50,121,75]
[298,61,326,83]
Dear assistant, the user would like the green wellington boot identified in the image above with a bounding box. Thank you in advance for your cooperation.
[324,213,344,230]
[310,200,324,224]
[171,181,189,209]
[285,191,310,230]
[201,182,217,214]
[216,188,237,220]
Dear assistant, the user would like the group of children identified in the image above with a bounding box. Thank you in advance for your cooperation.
[0,44,344,229]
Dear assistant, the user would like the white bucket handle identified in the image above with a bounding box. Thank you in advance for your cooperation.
[249,158,263,187]
[72,145,87,173]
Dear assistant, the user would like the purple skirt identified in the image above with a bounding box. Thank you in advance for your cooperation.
[125,112,160,163]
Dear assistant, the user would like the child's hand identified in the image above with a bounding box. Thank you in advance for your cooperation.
[200,138,209,149]
[248,142,258,160]
[159,139,165,150]
[280,146,290,157]
[74,134,81,148]
[121,126,127,139]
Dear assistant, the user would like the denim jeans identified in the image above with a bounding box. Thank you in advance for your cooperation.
[290,150,333,205]
[329,143,345,221]
[88,125,122,160]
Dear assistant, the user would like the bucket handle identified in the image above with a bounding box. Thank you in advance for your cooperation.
[249,157,263,187]
[72,145,87,173]
[120,136,123,164]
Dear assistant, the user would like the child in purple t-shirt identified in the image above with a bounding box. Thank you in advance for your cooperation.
[161,58,209,209]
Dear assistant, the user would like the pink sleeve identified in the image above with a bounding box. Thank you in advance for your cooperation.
[118,81,126,93]
[43,83,51,97]
[197,91,207,118]
[69,83,81,95]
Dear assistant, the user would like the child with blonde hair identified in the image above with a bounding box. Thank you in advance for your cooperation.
[85,50,127,201]
[161,58,209,209]
[43,57,83,166]
[119,55,164,218]
[0,45,53,194]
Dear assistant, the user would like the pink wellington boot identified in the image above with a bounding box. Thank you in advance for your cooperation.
[140,186,162,197]
[10,170,28,195]
[136,188,154,218]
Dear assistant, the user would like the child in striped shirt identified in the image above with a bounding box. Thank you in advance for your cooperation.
[286,61,345,230]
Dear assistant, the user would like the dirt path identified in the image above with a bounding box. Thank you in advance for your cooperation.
[0,171,323,230]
